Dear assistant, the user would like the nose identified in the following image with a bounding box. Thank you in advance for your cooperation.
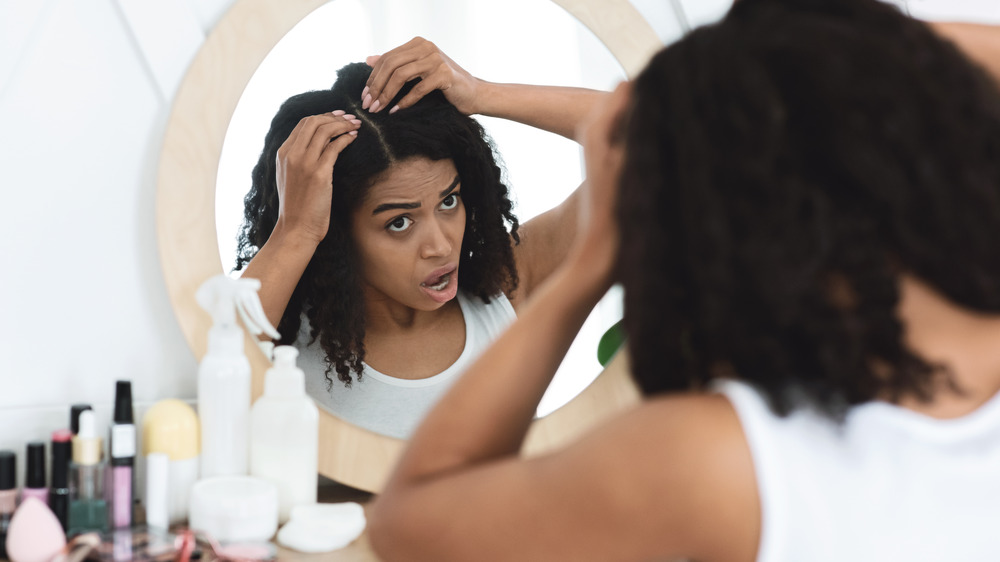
[420,217,453,259]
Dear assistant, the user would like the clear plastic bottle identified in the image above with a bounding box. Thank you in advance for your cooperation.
[68,410,108,535]
[196,275,279,478]
[250,346,318,523]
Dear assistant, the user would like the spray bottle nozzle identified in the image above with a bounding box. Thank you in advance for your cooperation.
[273,346,299,369]
[196,274,281,340]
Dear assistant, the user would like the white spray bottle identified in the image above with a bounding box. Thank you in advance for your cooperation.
[195,274,280,478]
[250,346,318,524]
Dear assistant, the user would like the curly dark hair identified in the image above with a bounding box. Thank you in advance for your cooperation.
[236,62,519,388]
[617,0,1000,418]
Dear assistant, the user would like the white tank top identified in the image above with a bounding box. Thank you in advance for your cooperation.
[298,292,516,439]
[715,379,1000,562]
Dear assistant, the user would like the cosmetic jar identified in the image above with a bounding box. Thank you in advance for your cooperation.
[143,399,199,525]
[188,476,278,543]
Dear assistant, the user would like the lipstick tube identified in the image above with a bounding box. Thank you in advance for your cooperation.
[49,430,72,530]
[109,380,135,528]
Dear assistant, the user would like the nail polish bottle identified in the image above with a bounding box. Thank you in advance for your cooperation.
[0,450,17,559]
[50,430,72,531]
[22,442,48,504]
[68,410,108,536]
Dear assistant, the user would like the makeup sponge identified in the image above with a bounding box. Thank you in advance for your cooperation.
[5,497,67,562]
[276,502,366,553]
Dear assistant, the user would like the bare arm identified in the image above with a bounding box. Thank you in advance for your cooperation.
[362,37,607,140]
[368,84,759,561]
[931,22,1000,81]
[240,112,360,332]
[473,82,607,140]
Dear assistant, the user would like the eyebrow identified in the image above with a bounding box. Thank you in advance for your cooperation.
[372,176,461,215]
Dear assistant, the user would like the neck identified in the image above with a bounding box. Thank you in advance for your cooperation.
[896,274,1000,416]
[363,289,459,334]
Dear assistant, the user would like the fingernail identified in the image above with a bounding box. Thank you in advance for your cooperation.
[371,99,381,113]
[389,105,399,115]
[343,114,356,120]
[362,93,372,110]
[332,109,345,116]
[349,130,358,136]
[351,119,362,125]
[362,86,369,100]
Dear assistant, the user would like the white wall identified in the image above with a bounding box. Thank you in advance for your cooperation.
[2,0,999,489]
[0,0,233,485]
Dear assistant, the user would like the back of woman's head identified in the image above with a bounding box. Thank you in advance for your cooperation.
[618,0,1000,416]
[237,62,518,386]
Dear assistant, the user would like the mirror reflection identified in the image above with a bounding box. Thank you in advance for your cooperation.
[215,0,625,439]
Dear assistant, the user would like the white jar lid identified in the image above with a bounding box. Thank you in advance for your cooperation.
[189,476,278,543]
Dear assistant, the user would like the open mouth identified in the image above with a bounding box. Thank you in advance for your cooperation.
[421,272,452,291]
[419,266,459,304]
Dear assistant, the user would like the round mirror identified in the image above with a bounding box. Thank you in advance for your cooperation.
[157,0,660,491]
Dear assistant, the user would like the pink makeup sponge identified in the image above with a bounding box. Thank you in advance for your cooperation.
[5,497,67,562]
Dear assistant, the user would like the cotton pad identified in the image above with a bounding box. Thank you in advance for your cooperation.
[276,502,366,553]
[5,497,66,562]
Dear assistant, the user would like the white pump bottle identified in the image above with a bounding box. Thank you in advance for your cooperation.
[195,274,280,479]
[250,346,318,523]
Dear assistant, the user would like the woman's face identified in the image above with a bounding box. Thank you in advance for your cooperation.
[350,157,466,312]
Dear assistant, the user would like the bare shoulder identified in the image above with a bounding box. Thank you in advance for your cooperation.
[506,189,582,311]
[370,393,760,562]
[554,392,761,562]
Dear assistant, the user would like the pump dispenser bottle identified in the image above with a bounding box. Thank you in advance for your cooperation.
[250,346,318,523]
[68,410,108,535]
[196,274,279,478]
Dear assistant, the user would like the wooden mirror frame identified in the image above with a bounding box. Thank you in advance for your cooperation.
[156,0,661,492]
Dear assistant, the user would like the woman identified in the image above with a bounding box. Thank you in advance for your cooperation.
[237,40,604,437]
[368,0,1000,560]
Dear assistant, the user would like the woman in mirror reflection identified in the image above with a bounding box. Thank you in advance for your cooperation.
[368,0,1000,560]
[236,39,605,438]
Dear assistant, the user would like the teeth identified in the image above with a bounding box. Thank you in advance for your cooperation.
[423,273,450,291]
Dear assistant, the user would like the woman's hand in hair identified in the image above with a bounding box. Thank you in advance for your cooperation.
[362,37,480,115]
[273,111,361,247]
[570,81,631,287]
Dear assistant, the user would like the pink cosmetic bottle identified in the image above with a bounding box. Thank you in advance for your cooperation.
[22,442,48,504]
[108,380,136,528]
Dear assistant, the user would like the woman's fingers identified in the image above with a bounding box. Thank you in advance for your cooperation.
[303,113,361,159]
[272,111,361,244]
[389,69,447,113]
[363,37,432,110]
[580,82,632,228]
[279,110,346,160]
[318,127,359,171]
[373,57,442,113]
[362,37,477,114]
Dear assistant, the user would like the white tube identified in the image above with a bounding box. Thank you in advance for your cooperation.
[145,453,169,530]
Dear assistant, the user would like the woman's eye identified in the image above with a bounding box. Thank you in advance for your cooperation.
[440,194,460,210]
[387,216,412,232]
